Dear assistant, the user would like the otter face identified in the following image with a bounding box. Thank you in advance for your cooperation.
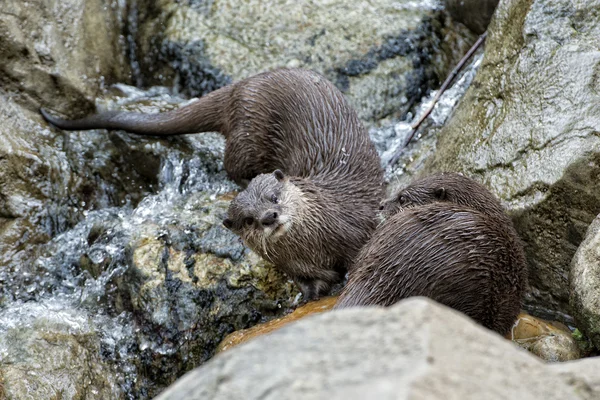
[380,173,501,219]
[223,170,296,251]
[379,180,446,218]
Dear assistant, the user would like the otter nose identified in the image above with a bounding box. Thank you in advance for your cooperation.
[379,203,385,211]
[260,211,279,227]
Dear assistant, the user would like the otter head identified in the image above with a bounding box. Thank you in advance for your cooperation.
[379,173,503,218]
[223,169,298,252]
[379,182,446,218]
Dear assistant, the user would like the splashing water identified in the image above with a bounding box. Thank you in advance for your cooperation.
[372,53,483,180]
[0,84,238,398]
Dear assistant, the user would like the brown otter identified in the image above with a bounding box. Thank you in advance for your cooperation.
[41,68,385,300]
[379,171,506,218]
[335,173,527,334]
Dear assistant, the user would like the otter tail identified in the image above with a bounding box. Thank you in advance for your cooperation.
[40,85,233,136]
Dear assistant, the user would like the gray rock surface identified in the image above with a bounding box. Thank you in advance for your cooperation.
[570,215,600,348]
[0,0,137,304]
[0,301,122,399]
[549,358,600,399]
[399,0,600,319]
[132,0,476,124]
[0,0,129,111]
[155,297,594,400]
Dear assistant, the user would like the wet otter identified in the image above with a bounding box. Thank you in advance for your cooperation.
[335,173,527,334]
[41,68,385,300]
[379,172,506,218]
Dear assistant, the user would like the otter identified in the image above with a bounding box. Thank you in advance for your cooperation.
[379,171,506,218]
[335,173,527,334]
[41,68,385,300]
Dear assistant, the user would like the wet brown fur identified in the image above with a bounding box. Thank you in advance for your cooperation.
[41,68,385,300]
[335,173,527,334]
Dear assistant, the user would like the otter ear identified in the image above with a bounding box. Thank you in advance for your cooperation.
[273,169,285,181]
[223,218,233,230]
[434,187,446,200]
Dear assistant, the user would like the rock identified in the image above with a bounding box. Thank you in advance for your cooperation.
[549,358,600,398]
[445,0,499,34]
[404,0,600,319]
[0,0,145,306]
[155,297,592,400]
[217,296,338,353]
[0,300,122,399]
[132,0,477,125]
[217,302,581,362]
[54,189,299,397]
[570,215,600,348]
[0,0,129,111]
[510,313,580,362]
[0,89,197,306]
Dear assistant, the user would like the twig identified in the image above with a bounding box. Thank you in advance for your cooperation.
[387,31,488,167]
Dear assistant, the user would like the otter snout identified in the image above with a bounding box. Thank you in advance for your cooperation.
[260,211,279,227]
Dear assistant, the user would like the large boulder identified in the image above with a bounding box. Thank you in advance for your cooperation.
[401,0,600,319]
[155,297,594,400]
[549,358,600,399]
[570,215,600,348]
[131,0,476,125]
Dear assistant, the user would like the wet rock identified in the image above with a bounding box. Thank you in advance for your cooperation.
[217,296,337,353]
[0,90,196,306]
[132,0,476,125]
[510,313,580,362]
[570,215,600,349]
[405,0,600,319]
[0,0,129,111]
[445,0,499,34]
[155,297,591,400]
[71,191,299,397]
[0,300,122,399]
[0,0,163,308]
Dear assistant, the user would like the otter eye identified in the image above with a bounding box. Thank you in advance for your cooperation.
[270,194,278,203]
[398,195,406,205]
[244,217,254,227]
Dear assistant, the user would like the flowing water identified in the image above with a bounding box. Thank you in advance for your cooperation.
[0,46,483,399]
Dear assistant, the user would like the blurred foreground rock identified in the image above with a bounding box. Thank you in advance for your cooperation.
[157,298,599,400]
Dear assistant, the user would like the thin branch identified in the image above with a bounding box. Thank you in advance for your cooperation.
[387,31,488,167]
